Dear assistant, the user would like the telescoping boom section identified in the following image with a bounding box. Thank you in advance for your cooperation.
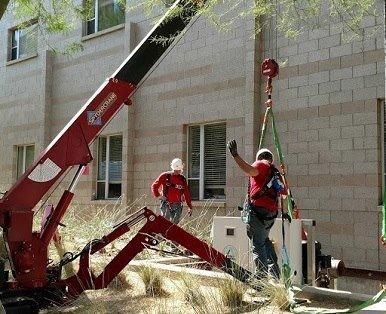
[0,0,207,294]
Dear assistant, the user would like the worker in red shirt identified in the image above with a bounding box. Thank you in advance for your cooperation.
[151,158,193,224]
[227,139,287,279]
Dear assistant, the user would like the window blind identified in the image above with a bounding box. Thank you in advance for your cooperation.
[204,123,226,187]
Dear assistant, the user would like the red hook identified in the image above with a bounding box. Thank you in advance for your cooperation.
[261,59,279,95]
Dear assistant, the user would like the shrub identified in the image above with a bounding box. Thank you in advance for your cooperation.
[138,266,164,297]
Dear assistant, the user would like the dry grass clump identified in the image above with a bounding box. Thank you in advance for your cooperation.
[138,266,165,297]
[176,273,226,314]
[178,272,206,307]
[107,272,132,291]
[36,196,149,274]
[253,276,292,310]
[218,277,247,309]
[179,200,221,243]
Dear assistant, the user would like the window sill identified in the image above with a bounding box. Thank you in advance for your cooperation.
[192,200,226,208]
[81,23,125,42]
[6,53,38,66]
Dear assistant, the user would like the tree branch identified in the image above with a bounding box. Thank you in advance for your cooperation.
[0,0,11,21]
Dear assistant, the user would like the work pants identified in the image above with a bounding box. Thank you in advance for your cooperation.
[159,200,183,224]
[246,206,280,279]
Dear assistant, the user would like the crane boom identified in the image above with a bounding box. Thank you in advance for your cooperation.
[0,0,204,292]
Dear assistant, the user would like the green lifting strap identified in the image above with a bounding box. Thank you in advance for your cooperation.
[258,106,294,218]
[258,107,270,149]
[270,108,294,218]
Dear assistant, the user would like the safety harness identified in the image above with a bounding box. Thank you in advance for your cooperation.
[249,164,281,202]
[163,172,186,202]
[246,164,282,229]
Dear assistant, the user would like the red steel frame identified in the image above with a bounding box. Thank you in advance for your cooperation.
[56,207,252,300]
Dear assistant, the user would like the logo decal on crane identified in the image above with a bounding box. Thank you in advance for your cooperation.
[88,92,117,125]
[28,158,62,183]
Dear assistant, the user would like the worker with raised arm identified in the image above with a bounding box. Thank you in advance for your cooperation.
[151,158,193,224]
[227,139,287,279]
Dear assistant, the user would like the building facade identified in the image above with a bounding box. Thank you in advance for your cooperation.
[0,0,385,293]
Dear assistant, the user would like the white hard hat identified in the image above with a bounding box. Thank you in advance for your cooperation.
[256,148,274,161]
[170,158,184,171]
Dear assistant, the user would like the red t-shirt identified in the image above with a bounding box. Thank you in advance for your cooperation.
[249,160,282,212]
[151,172,192,209]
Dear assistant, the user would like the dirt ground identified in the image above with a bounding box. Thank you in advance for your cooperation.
[42,269,362,314]
[44,271,288,314]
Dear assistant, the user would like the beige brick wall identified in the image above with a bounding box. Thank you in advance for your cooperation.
[261,0,385,293]
[131,11,258,212]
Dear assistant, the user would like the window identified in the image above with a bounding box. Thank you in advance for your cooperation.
[85,0,125,35]
[96,135,122,199]
[16,145,34,179]
[9,22,38,61]
[187,123,226,200]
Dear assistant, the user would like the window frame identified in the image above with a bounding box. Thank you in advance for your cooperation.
[84,0,125,36]
[96,134,123,200]
[187,121,226,201]
[8,21,38,62]
[11,29,20,60]
[16,144,35,179]
[85,0,98,35]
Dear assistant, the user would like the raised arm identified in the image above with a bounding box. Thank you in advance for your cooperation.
[227,140,259,177]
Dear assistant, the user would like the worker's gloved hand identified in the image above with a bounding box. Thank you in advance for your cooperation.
[227,139,238,157]
[282,212,292,223]
[159,195,167,201]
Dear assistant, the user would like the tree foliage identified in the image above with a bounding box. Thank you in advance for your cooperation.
[0,0,379,54]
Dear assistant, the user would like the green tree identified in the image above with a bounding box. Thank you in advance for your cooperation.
[0,0,379,54]
[0,1,10,20]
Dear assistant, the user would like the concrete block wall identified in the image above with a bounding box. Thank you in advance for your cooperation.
[131,5,258,213]
[0,11,50,190]
[261,0,385,293]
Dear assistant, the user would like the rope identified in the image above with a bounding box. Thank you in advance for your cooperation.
[258,106,270,150]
